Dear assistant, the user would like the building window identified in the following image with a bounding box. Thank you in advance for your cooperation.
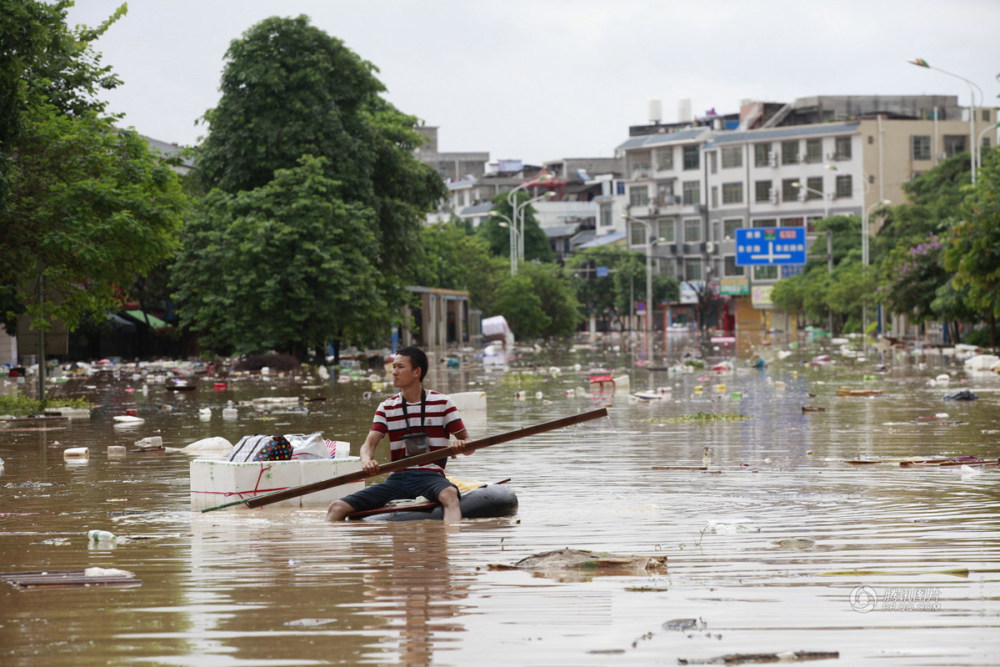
[659,258,676,279]
[781,178,799,202]
[656,218,675,243]
[780,216,804,228]
[781,140,799,165]
[806,176,823,200]
[630,221,648,245]
[753,218,777,227]
[835,174,852,198]
[685,258,703,281]
[682,180,700,206]
[805,138,822,163]
[684,218,701,243]
[754,143,771,167]
[724,255,744,276]
[655,148,674,171]
[983,108,992,122]
[835,136,852,160]
[721,146,742,169]
[599,203,612,227]
[628,152,651,176]
[722,182,743,204]
[755,180,773,203]
[711,185,718,209]
[655,181,676,205]
[754,265,778,280]
[723,218,742,239]
[683,145,700,170]
[806,215,823,233]
[944,135,967,157]
[629,185,649,207]
[911,135,931,160]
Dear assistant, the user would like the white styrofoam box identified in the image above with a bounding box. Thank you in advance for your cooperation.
[450,390,487,413]
[190,457,363,510]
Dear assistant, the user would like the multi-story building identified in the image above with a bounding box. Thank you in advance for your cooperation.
[618,94,997,334]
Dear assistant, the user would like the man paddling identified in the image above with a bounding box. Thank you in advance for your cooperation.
[325,346,471,522]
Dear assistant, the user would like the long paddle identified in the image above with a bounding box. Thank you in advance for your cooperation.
[200,406,608,512]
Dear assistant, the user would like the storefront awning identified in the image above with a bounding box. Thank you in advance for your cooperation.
[125,309,169,329]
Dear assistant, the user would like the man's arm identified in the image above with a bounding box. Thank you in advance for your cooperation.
[359,430,384,474]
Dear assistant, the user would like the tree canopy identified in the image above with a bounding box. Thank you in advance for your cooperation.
[0,1,186,333]
[184,15,445,353]
[172,156,384,357]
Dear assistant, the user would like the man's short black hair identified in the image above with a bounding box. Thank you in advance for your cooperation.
[395,346,428,382]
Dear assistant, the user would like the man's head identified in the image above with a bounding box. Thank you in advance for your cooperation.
[393,346,428,384]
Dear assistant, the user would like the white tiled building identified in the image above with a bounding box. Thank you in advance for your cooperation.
[617,95,996,332]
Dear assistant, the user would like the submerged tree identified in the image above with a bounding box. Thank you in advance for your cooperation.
[172,156,383,358]
[185,15,444,354]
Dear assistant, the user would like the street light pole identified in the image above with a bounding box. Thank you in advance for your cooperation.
[514,191,554,263]
[861,199,891,347]
[490,211,518,276]
[793,181,835,330]
[909,58,984,184]
[626,217,654,365]
[507,174,554,263]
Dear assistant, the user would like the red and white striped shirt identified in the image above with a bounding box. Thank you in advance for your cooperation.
[371,389,466,474]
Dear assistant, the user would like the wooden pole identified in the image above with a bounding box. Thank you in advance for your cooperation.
[200,407,608,513]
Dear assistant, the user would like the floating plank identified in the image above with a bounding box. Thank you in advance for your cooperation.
[837,389,883,397]
[1,569,141,589]
[652,466,709,471]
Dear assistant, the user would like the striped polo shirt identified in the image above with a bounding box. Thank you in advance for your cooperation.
[371,389,466,473]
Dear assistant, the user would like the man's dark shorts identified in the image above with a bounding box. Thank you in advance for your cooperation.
[339,469,460,513]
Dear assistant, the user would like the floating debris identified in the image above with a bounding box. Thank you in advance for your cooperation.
[489,548,667,575]
[678,650,838,665]
[943,389,978,401]
[2,568,141,589]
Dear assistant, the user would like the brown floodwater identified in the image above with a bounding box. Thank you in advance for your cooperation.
[1,340,999,665]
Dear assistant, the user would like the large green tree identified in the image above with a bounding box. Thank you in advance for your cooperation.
[945,146,1000,345]
[1,1,186,334]
[172,156,384,357]
[190,15,444,347]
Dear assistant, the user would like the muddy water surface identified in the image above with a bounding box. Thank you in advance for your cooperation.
[1,344,998,665]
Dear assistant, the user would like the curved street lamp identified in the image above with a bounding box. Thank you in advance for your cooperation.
[909,58,984,184]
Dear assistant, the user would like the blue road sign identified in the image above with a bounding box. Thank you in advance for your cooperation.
[735,227,807,266]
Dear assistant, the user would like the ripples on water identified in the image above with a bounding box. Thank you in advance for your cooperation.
[1,347,999,665]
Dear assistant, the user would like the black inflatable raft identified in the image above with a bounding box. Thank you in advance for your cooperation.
[348,483,518,522]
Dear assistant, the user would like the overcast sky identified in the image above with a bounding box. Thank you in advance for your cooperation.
[66,0,999,165]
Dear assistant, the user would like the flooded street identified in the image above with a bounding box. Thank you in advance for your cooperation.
[1,340,999,665]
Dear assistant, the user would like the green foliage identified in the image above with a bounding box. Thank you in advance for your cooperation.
[0,1,161,333]
[947,147,1000,320]
[491,263,582,339]
[478,194,554,263]
[570,246,679,324]
[414,220,494,292]
[3,103,186,331]
[189,15,444,350]
[0,393,92,417]
[172,156,385,356]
